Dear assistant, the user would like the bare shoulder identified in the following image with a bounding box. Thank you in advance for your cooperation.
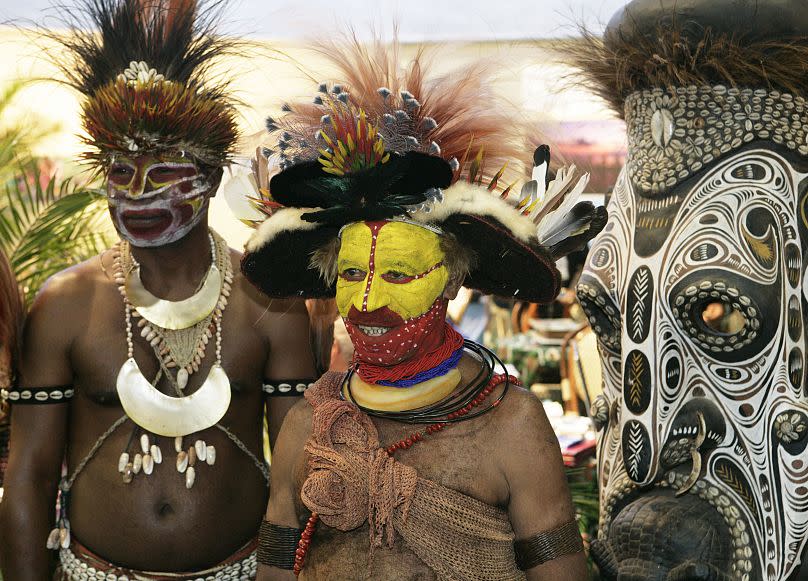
[281,397,314,439]
[491,385,557,449]
[21,252,114,382]
[28,253,110,319]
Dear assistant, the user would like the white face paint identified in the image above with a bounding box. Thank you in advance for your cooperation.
[581,148,808,581]
[106,155,213,247]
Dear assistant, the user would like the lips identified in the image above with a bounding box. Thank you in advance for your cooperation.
[121,208,173,240]
[345,306,404,341]
[346,306,404,328]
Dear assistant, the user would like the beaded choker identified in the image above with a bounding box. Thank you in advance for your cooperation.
[375,347,464,388]
[353,322,465,385]
[344,340,511,424]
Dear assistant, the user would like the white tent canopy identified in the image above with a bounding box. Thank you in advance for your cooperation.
[1,0,627,41]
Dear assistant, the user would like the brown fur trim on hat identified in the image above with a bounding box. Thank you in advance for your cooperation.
[559,25,808,116]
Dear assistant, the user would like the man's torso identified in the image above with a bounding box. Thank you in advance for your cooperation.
[291,364,519,580]
[61,250,270,570]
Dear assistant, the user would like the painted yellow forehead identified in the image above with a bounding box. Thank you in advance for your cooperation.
[336,221,448,319]
[339,221,444,269]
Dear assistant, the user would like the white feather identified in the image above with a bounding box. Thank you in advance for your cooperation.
[531,158,548,201]
[220,163,266,224]
[535,167,590,244]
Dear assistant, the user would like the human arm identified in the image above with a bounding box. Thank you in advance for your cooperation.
[261,297,318,447]
[257,399,312,580]
[0,278,74,580]
[500,390,588,581]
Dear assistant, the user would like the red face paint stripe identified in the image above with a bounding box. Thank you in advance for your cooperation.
[381,261,445,284]
[362,222,386,312]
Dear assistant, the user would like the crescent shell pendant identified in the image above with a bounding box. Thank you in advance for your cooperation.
[116,358,231,437]
[124,265,222,330]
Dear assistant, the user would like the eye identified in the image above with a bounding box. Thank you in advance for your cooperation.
[669,276,764,360]
[109,165,134,183]
[383,270,409,281]
[340,268,366,282]
[150,167,179,179]
[699,301,746,335]
[149,166,192,182]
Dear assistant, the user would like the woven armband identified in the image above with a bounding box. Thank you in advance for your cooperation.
[1,386,74,404]
[514,519,583,570]
[258,521,304,569]
[262,379,316,397]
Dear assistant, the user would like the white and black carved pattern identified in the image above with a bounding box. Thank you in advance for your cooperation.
[661,347,682,392]
[658,150,808,581]
[582,146,808,581]
[624,86,808,196]
[623,350,651,414]
[577,280,622,353]
[661,398,727,470]
[583,192,633,533]
[622,420,652,482]
[627,267,653,343]
[788,295,802,343]
[786,242,802,288]
[591,394,610,432]
[788,348,804,393]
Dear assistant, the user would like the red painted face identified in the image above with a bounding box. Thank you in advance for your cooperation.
[344,299,449,367]
[106,154,212,247]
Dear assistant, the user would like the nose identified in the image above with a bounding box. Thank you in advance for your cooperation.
[126,167,148,198]
[360,271,390,313]
[351,272,389,313]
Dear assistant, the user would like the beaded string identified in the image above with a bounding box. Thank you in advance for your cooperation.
[117,231,232,381]
[124,306,223,367]
[293,370,519,576]
[345,341,510,425]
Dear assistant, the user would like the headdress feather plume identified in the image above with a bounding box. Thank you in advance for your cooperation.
[270,33,523,182]
[44,0,240,168]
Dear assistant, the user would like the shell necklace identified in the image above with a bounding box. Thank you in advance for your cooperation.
[113,231,233,437]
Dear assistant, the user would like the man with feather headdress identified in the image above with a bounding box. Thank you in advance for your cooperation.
[240,38,603,580]
[0,1,316,578]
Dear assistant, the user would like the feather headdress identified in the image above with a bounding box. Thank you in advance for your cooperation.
[266,35,523,181]
[241,37,606,304]
[46,0,239,169]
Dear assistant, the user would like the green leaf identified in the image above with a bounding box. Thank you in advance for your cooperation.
[0,162,112,305]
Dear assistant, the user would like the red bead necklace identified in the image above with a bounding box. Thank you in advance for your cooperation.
[292,373,518,576]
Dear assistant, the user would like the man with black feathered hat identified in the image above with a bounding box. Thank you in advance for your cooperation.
[241,37,604,580]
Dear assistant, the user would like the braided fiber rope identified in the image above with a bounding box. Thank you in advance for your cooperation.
[513,520,583,570]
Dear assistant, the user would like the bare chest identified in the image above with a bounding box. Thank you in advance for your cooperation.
[69,286,267,406]
[62,283,272,569]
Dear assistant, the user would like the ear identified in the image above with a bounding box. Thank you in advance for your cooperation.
[442,272,465,301]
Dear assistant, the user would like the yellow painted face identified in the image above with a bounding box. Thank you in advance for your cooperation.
[336,221,448,320]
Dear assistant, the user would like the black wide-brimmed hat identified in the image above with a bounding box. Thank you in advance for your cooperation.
[241,146,604,304]
[240,41,605,303]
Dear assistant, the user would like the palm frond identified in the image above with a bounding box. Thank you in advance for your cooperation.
[0,163,112,304]
[0,82,35,182]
